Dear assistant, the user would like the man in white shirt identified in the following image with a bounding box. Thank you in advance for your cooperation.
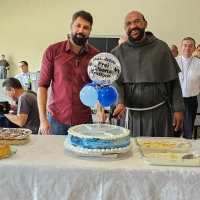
[15,61,31,89]
[176,37,200,139]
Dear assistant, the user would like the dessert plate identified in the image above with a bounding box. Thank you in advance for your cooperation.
[0,147,17,160]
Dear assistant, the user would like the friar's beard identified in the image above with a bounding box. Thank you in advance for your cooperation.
[71,32,88,46]
[128,27,145,43]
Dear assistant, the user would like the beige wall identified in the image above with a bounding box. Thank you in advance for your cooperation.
[1,0,200,77]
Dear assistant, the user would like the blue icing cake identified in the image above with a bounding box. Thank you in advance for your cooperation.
[65,124,132,154]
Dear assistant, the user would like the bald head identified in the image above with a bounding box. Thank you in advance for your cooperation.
[124,11,147,43]
[118,34,128,45]
[124,11,145,25]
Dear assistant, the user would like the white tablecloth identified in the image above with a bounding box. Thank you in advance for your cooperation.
[1,135,200,200]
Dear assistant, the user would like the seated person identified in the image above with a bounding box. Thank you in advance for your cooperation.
[2,77,40,134]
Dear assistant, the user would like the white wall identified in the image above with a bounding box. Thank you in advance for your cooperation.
[1,0,200,77]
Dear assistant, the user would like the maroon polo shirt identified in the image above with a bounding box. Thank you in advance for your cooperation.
[38,40,99,124]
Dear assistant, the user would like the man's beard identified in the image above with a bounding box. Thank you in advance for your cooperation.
[71,32,88,46]
[127,27,145,43]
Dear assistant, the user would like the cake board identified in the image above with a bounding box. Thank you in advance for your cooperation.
[75,152,119,159]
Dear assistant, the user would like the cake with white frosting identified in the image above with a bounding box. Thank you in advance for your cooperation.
[64,124,132,154]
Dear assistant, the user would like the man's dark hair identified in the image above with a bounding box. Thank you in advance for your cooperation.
[20,61,28,66]
[72,10,93,26]
[197,44,200,48]
[182,37,196,47]
[2,77,23,91]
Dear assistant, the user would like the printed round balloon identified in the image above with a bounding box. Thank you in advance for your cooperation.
[98,86,118,107]
[87,53,121,86]
[80,84,98,107]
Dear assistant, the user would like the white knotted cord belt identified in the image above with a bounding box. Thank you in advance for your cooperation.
[125,101,166,129]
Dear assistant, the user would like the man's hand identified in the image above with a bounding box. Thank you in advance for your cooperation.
[112,104,125,119]
[10,104,18,111]
[96,110,107,123]
[96,101,107,123]
[173,111,184,131]
[40,118,52,135]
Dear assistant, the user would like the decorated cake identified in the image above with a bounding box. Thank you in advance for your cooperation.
[0,128,31,145]
[0,143,11,157]
[64,124,132,154]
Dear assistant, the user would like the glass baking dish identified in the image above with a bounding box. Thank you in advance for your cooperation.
[0,128,31,145]
[141,150,200,167]
[135,137,192,152]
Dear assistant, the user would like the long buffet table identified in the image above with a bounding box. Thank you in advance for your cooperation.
[1,135,200,200]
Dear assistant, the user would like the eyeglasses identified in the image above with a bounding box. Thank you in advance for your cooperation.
[4,90,10,96]
[181,44,194,48]
[19,65,26,68]
[125,19,144,28]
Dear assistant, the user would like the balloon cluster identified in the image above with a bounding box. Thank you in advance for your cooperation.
[80,53,121,107]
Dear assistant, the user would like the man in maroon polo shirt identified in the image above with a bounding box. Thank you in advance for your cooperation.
[37,10,99,135]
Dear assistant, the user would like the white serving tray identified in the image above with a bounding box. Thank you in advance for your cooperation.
[141,150,200,167]
[135,137,192,152]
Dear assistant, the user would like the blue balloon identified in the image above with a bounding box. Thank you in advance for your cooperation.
[85,83,95,87]
[80,85,98,107]
[98,86,118,107]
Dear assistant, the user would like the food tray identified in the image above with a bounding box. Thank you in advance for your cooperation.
[141,150,200,167]
[0,128,31,145]
[135,137,191,152]
[0,147,17,160]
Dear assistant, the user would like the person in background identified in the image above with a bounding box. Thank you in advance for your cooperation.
[37,10,99,135]
[169,45,182,137]
[109,11,184,137]
[15,61,31,89]
[176,37,200,139]
[2,78,40,134]
[195,44,200,59]
[118,34,128,45]
[169,45,179,57]
[0,54,10,79]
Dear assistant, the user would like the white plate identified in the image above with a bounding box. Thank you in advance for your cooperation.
[141,150,200,167]
[135,137,191,152]
[0,147,17,159]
